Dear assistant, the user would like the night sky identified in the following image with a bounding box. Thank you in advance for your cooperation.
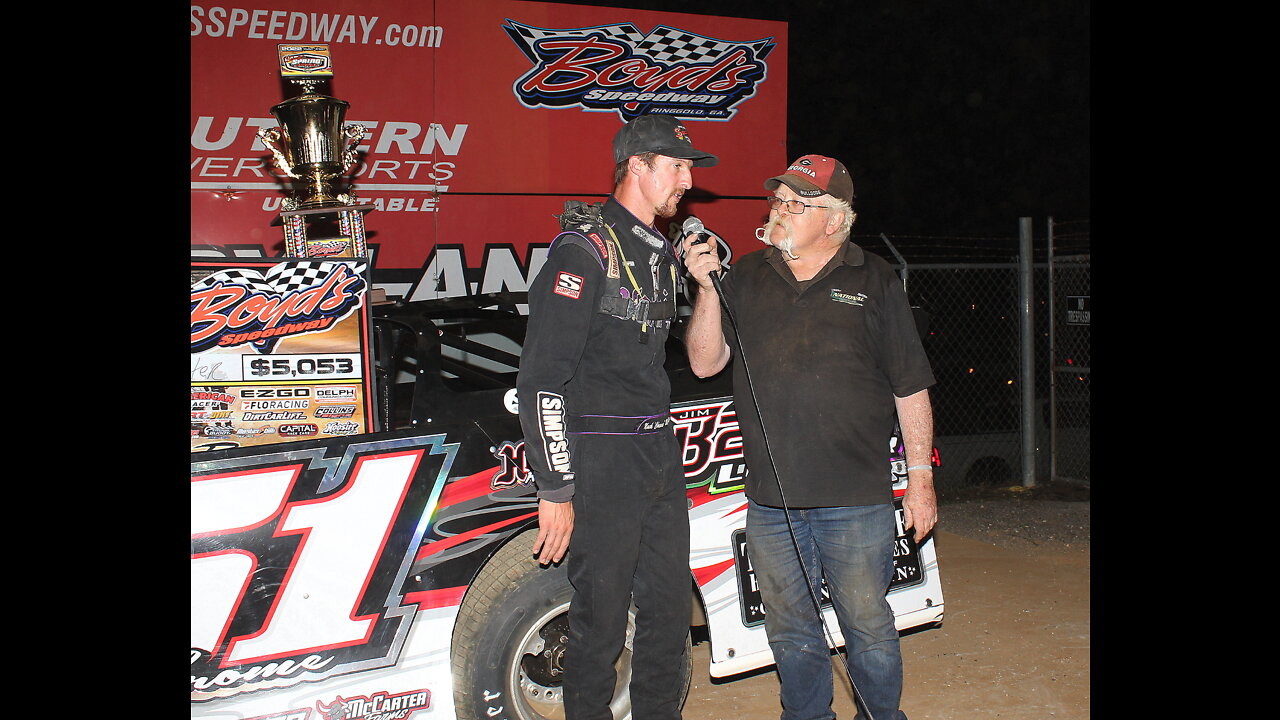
[544,0,1091,248]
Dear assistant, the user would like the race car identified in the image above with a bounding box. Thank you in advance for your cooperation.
[189,291,944,720]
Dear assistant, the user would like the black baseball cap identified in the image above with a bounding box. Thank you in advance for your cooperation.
[612,115,719,167]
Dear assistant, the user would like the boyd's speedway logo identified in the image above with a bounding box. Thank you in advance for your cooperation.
[504,20,775,121]
[191,260,368,354]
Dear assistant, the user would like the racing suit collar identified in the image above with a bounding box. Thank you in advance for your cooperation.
[603,196,677,258]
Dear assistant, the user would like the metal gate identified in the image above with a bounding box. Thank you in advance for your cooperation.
[1048,244,1090,483]
[875,217,1089,487]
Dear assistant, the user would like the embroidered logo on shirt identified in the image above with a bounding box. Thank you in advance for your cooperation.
[632,224,665,249]
[586,232,609,259]
[830,289,867,306]
[554,271,584,299]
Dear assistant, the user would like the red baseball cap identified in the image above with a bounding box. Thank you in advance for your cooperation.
[764,155,854,205]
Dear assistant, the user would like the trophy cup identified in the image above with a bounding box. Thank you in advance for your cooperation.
[258,44,373,258]
[258,95,364,211]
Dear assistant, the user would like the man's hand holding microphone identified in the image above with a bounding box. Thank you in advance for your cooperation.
[679,217,734,378]
[680,216,724,295]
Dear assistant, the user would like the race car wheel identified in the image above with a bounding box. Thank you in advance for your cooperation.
[451,529,690,720]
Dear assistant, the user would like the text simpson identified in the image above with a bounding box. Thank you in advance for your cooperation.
[537,393,571,473]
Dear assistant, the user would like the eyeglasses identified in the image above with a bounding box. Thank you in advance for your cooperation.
[767,196,830,214]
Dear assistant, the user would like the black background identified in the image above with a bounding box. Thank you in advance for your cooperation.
[539,0,1090,246]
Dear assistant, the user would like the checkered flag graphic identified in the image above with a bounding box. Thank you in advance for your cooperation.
[504,20,772,65]
[192,260,368,295]
[266,260,369,294]
[191,268,276,294]
[638,26,771,64]
[505,21,646,60]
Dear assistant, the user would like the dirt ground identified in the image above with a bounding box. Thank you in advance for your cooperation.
[683,481,1091,720]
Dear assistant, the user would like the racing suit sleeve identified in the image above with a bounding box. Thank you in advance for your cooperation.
[516,239,604,502]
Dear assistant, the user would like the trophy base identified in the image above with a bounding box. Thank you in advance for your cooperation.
[282,171,359,211]
[283,197,361,211]
[273,204,375,259]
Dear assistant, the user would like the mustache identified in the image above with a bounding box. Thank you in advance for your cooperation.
[756,215,783,236]
[757,215,798,259]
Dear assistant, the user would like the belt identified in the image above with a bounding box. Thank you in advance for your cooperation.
[568,412,673,435]
[598,295,676,323]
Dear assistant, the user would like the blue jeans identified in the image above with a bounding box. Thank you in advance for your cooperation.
[746,499,906,720]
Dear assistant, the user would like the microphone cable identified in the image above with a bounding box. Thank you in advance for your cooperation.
[681,217,876,720]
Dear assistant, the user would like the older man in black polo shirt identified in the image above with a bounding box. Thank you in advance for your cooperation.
[682,155,936,720]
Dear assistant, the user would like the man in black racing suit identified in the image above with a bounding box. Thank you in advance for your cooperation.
[516,115,718,720]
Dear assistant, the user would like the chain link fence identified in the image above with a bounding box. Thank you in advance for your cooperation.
[856,218,1090,488]
[1047,219,1090,483]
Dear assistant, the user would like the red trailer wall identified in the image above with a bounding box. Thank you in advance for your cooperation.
[191,0,788,298]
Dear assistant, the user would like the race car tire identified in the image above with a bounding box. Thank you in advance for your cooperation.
[451,529,691,720]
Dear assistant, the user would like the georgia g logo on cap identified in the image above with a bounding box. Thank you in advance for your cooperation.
[787,158,817,178]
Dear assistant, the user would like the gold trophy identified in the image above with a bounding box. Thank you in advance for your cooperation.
[259,45,372,258]
[258,96,364,210]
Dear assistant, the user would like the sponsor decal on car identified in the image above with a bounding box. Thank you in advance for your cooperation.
[315,688,430,720]
[491,440,533,490]
[191,435,456,702]
[673,399,746,494]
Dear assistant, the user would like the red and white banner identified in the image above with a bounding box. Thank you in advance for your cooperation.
[191,0,789,298]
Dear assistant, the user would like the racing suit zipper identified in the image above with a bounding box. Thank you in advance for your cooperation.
[646,252,663,336]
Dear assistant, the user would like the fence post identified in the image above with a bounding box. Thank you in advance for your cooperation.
[1018,217,1037,487]
[1047,217,1057,483]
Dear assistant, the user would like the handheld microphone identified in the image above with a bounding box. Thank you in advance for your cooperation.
[681,216,726,299]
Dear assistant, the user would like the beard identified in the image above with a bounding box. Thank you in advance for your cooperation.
[654,189,683,219]
[760,214,798,259]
